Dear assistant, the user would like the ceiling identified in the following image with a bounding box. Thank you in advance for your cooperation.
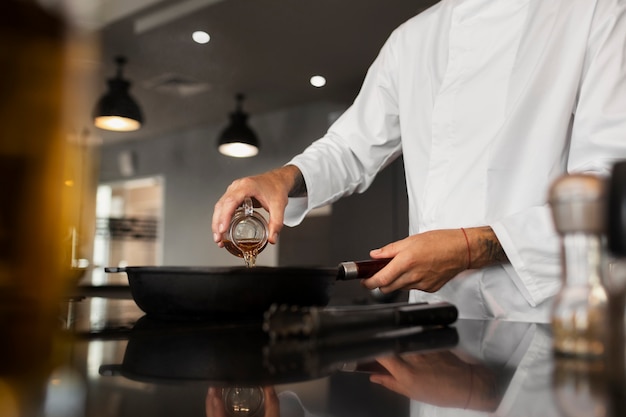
[95,0,439,144]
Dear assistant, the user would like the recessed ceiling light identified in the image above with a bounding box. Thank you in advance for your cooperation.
[192,31,210,44]
[310,75,326,88]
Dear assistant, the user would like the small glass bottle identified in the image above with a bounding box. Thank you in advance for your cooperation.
[549,174,609,357]
[222,197,269,267]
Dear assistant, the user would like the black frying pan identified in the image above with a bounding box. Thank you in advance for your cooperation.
[105,259,390,320]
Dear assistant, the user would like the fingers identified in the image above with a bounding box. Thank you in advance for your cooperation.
[262,387,280,417]
[362,231,464,293]
[212,177,269,244]
[369,240,401,260]
[212,179,251,244]
[212,168,295,246]
[361,262,404,292]
[369,373,400,390]
[374,356,407,376]
[212,197,239,244]
[266,200,285,244]
[362,242,404,291]
[205,387,227,417]
[369,357,409,394]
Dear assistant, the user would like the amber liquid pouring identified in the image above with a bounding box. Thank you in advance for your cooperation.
[222,238,264,267]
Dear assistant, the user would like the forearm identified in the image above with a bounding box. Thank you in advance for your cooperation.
[285,164,307,197]
[463,226,509,270]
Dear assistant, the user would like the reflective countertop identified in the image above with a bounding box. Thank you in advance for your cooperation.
[9,294,626,417]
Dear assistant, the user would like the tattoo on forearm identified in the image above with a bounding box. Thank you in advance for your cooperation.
[288,170,307,197]
[481,236,509,264]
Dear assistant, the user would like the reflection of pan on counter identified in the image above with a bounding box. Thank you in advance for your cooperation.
[104,259,390,320]
[98,316,272,385]
[97,314,459,386]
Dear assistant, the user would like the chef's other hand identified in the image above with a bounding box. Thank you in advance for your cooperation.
[212,165,306,246]
[262,386,280,417]
[364,226,508,293]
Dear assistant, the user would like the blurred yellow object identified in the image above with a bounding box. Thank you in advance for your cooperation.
[0,0,68,379]
[0,379,19,417]
[0,0,98,412]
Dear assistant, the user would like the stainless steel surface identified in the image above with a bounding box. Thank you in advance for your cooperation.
[339,261,359,279]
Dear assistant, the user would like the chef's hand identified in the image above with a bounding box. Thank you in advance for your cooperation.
[369,352,473,407]
[212,165,306,246]
[364,226,508,293]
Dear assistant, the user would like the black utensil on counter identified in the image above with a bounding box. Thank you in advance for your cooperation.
[263,301,458,340]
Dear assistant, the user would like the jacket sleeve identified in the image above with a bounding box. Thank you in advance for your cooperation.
[284,32,404,226]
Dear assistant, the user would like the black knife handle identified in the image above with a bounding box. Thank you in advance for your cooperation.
[396,302,458,327]
[264,302,458,339]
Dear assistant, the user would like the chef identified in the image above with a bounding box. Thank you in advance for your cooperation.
[213,0,626,323]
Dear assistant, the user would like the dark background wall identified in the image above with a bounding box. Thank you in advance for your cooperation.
[279,158,408,304]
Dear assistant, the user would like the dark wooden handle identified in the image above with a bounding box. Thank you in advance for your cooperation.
[337,259,392,280]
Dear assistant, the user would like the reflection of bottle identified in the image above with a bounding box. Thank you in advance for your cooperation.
[553,358,608,417]
[222,387,265,417]
[549,174,609,357]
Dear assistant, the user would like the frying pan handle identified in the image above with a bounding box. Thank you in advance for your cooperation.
[99,364,123,376]
[338,259,392,280]
[104,267,127,273]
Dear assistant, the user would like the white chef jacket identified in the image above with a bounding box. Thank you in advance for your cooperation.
[285,0,626,322]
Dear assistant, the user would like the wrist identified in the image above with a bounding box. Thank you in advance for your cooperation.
[283,164,307,197]
[460,228,472,269]
[462,226,509,269]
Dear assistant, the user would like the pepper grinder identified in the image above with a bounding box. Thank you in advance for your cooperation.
[549,174,609,357]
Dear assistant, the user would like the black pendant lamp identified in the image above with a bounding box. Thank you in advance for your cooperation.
[93,56,144,132]
[217,93,259,157]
